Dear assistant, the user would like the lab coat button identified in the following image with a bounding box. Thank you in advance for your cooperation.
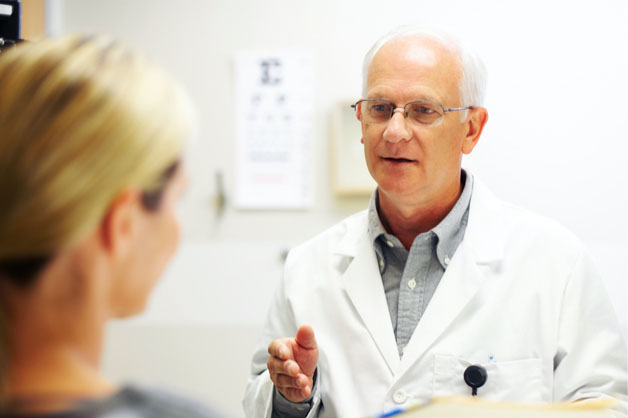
[408,278,417,289]
[392,391,407,404]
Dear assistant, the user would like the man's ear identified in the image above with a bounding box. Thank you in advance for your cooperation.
[461,107,488,155]
[356,102,366,144]
[100,189,141,259]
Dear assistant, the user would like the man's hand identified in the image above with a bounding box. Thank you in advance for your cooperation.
[267,325,318,403]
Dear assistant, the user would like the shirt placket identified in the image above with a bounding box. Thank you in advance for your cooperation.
[396,233,433,355]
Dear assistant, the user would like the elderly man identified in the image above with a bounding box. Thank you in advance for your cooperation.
[244,27,627,418]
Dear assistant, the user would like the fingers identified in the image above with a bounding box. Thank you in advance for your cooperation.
[273,371,310,390]
[267,332,317,403]
[268,339,291,360]
[271,370,312,402]
[295,325,317,350]
[267,355,300,378]
[267,354,313,402]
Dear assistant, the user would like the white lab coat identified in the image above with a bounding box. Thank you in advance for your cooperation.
[244,179,627,418]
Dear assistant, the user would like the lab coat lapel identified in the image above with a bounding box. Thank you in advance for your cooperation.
[335,216,401,375]
[398,239,486,369]
[398,179,505,372]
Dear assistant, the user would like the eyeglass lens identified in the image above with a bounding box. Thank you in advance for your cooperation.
[364,101,443,125]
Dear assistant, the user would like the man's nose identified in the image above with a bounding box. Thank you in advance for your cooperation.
[383,109,412,143]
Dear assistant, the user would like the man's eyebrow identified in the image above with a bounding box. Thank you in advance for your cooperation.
[365,96,440,104]
[408,93,441,102]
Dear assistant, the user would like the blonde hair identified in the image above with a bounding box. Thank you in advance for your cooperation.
[0,35,194,266]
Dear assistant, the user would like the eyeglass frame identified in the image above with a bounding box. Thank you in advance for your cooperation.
[350,99,476,125]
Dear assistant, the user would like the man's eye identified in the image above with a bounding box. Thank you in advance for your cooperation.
[417,106,435,114]
[371,104,390,112]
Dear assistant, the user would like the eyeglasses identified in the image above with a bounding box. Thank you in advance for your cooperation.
[351,99,475,126]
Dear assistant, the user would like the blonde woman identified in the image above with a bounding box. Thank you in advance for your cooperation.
[0,36,225,417]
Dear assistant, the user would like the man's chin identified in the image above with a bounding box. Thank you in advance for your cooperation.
[377,180,423,200]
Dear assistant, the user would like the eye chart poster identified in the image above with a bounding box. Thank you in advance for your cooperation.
[233,50,315,209]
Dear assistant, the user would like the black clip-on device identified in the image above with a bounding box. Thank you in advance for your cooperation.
[0,0,22,53]
[464,364,488,396]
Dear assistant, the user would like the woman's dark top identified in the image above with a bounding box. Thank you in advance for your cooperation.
[0,385,228,418]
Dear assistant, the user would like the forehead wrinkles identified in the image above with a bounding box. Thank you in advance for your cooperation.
[366,36,462,103]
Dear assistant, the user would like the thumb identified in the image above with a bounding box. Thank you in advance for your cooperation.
[294,325,318,377]
[295,325,317,350]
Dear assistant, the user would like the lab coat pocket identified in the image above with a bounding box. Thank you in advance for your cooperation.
[432,354,544,402]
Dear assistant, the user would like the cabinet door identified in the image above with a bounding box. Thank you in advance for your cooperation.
[21,0,45,40]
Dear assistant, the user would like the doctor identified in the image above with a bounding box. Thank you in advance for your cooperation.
[244,26,627,418]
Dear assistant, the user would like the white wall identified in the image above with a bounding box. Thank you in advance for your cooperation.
[53,1,627,416]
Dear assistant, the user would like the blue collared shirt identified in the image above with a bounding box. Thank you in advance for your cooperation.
[367,170,474,356]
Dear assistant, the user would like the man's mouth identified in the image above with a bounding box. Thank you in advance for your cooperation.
[382,157,415,163]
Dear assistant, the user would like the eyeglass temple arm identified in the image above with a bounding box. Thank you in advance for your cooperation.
[444,105,477,112]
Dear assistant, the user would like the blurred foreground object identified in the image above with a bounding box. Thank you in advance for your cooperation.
[377,397,616,418]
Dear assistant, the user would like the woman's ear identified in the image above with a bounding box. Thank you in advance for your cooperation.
[100,189,141,259]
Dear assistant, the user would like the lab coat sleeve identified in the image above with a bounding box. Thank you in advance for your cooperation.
[243,256,323,418]
[553,248,627,417]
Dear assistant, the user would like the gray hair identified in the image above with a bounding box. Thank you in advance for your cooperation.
[361,26,487,108]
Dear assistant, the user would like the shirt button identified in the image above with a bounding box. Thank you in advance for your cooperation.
[407,278,416,289]
[444,255,451,266]
[393,391,407,404]
[379,259,385,269]
[386,240,394,248]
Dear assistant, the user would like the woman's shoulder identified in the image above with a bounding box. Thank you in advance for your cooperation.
[0,385,228,418]
[91,385,227,418]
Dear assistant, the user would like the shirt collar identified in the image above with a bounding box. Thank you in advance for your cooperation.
[367,188,390,273]
[367,189,387,246]
[367,169,474,269]
[432,170,473,268]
